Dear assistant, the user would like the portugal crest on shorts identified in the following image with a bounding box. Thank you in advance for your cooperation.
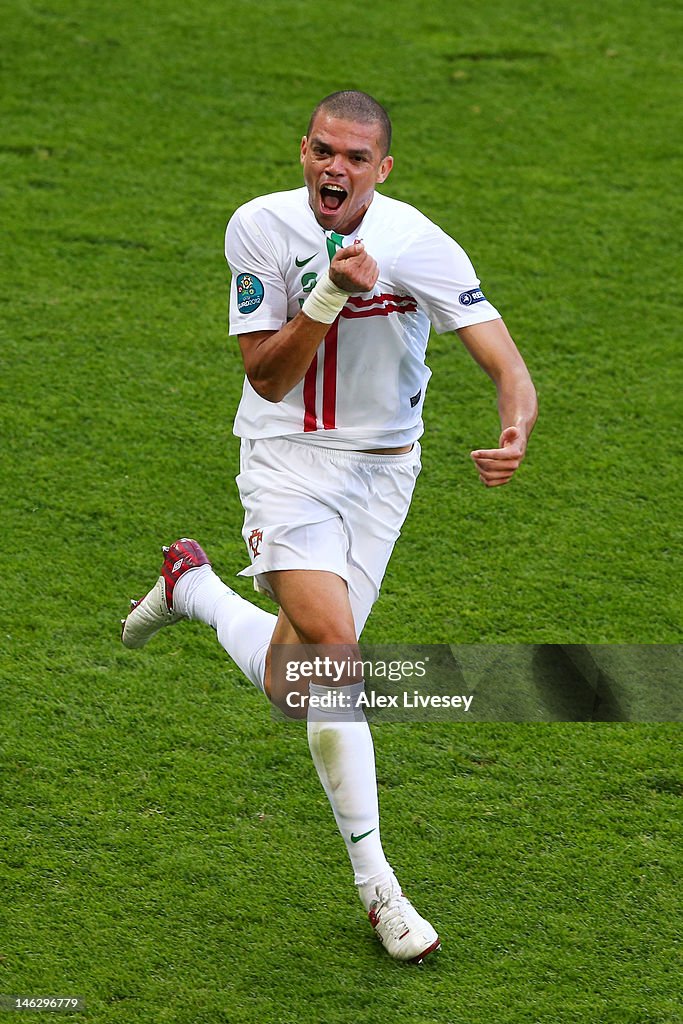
[248,528,263,558]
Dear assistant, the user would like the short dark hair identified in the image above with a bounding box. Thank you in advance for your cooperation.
[307,91,392,156]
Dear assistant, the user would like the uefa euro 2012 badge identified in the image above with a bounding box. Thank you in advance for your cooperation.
[236,273,264,314]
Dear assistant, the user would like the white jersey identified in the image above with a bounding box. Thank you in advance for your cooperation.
[226,187,500,449]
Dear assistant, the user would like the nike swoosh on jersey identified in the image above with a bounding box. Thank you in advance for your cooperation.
[295,253,318,267]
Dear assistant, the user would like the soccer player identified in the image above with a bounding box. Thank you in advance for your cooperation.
[122,90,537,963]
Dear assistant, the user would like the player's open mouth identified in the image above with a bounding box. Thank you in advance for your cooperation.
[320,183,348,214]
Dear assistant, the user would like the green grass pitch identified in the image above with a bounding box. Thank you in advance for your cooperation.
[1,0,681,1021]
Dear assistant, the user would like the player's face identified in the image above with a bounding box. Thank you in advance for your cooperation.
[300,113,393,236]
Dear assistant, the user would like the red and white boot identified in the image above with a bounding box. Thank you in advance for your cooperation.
[121,538,210,649]
[367,878,441,964]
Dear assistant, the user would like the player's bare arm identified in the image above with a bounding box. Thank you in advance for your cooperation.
[457,318,538,487]
[238,241,378,403]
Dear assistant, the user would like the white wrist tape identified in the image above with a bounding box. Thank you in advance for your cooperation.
[301,271,348,324]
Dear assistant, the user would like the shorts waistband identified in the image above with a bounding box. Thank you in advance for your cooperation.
[285,436,419,466]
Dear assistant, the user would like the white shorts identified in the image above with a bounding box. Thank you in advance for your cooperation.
[236,436,421,636]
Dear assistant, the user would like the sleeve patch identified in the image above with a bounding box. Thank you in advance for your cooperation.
[236,273,265,314]
[459,288,486,307]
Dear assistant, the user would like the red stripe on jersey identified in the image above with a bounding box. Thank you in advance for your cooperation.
[322,319,339,429]
[346,292,416,308]
[300,299,413,431]
[341,302,417,319]
[303,353,318,431]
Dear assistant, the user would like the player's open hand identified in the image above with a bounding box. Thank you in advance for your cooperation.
[329,240,379,294]
[470,425,527,487]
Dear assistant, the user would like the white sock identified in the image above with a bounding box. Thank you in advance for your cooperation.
[175,566,276,692]
[307,681,392,889]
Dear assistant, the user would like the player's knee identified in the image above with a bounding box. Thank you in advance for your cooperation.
[296,623,357,646]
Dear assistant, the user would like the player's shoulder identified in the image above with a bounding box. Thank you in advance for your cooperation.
[228,187,308,228]
[370,191,440,236]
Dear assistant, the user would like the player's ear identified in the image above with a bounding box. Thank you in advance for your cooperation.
[300,136,308,164]
[376,155,394,184]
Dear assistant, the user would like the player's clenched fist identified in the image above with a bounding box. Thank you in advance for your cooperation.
[329,240,379,293]
[471,425,528,487]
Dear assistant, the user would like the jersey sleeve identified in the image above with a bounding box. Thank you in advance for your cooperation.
[392,224,501,333]
[225,205,289,335]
